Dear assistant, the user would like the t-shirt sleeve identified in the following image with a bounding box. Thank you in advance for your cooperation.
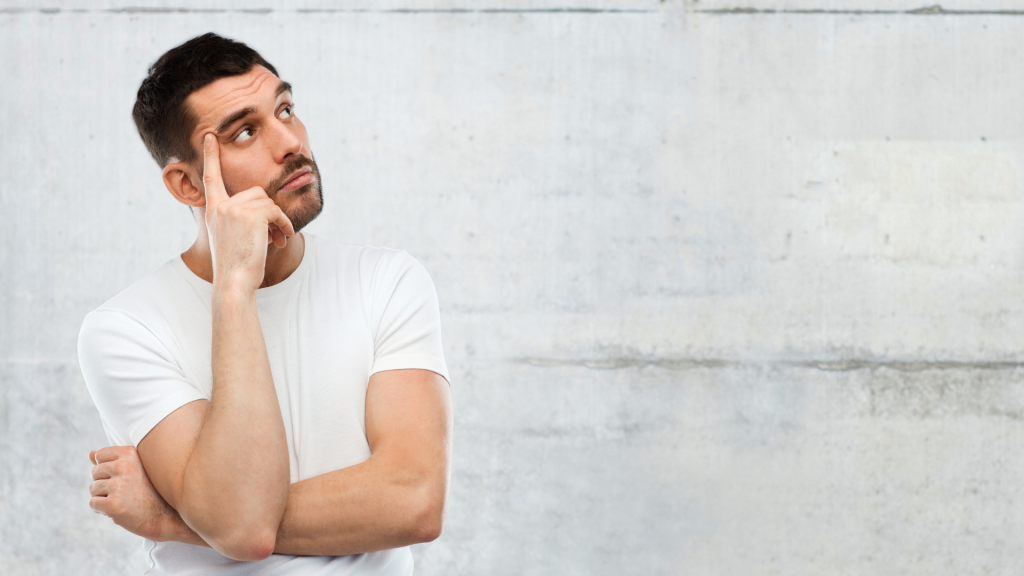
[368,250,450,383]
[78,310,207,447]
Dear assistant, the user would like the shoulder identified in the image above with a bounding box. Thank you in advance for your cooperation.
[78,258,200,354]
[87,259,191,319]
[307,234,430,290]
[310,234,419,270]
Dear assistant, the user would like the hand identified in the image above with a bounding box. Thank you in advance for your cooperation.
[88,446,186,543]
[203,133,295,291]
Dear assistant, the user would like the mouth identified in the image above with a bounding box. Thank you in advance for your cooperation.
[279,166,314,193]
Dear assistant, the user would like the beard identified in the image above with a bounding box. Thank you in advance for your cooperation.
[262,153,324,233]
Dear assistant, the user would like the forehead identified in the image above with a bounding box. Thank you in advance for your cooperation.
[186,66,283,134]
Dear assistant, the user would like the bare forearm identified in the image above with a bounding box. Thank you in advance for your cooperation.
[274,457,443,556]
[179,286,290,553]
[163,506,211,548]
[268,370,453,556]
[164,458,438,556]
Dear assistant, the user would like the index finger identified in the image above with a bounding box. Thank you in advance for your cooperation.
[93,445,132,464]
[202,134,229,209]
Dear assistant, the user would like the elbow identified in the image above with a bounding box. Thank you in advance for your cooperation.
[412,515,443,544]
[178,493,284,561]
[210,527,277,562]
[407,492,445,544]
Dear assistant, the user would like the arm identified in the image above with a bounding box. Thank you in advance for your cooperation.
[157,135,296,559]
[91,134,296,561]
[275,367,452,555]
[88,445,208,548]
[177,283,288,558]
[89,368,452,556]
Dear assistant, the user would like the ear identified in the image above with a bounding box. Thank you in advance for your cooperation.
[162,161,206,207]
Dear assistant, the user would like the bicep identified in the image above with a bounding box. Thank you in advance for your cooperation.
[137,398,209,511]
[365,369,452,475]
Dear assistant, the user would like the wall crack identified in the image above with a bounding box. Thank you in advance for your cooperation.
[513,357,1024,372]
[696,4,1024,16]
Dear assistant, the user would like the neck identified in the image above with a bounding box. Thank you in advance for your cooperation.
[181,218,306,289]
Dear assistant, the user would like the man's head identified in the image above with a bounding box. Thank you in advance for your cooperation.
[133,33,322,232]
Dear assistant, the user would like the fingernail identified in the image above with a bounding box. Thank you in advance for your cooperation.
[205,134,212,146]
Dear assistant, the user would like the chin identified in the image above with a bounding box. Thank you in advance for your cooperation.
[282,181,324,233]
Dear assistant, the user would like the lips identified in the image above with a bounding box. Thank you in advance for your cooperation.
[280,166,313,192]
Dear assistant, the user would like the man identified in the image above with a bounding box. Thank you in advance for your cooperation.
[78,33,452,575]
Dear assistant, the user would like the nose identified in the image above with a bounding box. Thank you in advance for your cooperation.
[269,117,303,164]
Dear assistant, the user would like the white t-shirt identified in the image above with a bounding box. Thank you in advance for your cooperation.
[78,233,449,576]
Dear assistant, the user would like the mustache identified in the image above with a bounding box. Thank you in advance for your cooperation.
[266,154,317,197]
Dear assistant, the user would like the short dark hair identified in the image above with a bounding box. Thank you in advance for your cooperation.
[132,33,279,168]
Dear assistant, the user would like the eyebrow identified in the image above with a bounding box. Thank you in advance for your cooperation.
[215,81,294,135]
[216,106,257,135]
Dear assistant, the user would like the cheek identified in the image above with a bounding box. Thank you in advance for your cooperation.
[221,156,274,195]
[295,120,311,151]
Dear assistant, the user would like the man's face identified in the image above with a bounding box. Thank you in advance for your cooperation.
[186,65,322,232]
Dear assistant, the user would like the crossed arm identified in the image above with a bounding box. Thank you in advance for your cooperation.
[90,367,452,559]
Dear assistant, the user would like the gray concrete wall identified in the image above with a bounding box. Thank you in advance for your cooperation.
[3,1,1023,574]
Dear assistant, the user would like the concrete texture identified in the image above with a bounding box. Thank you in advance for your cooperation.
[3,1,1024,574]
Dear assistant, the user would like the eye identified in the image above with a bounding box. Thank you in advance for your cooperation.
[234,127,254,142]
[280,105,293,119]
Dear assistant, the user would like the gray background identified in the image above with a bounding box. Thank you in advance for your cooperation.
[3,1,1024,574]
